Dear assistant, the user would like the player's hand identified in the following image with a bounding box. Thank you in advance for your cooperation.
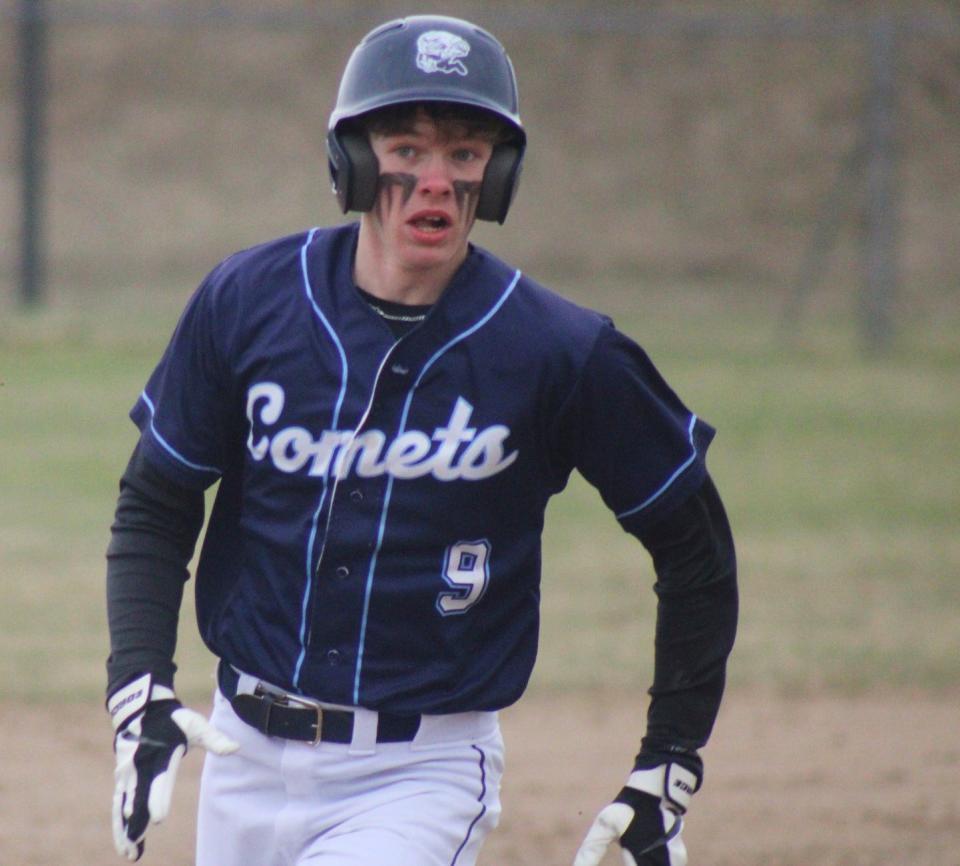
[108,673,239,861]
[573,763,699,866]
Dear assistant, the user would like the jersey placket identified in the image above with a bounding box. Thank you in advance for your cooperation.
[298,339,416,704]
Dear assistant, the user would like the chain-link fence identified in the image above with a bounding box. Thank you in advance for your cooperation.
[4,0,959,350]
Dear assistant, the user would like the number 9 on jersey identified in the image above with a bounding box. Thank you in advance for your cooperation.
[437,540,491,615]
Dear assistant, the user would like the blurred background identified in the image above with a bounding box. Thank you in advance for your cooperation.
[0,0,957,700]
[1,2,959,863]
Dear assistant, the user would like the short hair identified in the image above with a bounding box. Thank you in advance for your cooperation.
[358,102,513,145]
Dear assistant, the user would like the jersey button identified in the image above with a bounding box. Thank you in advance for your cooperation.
[335,565,350,580]
[349,489,364,503]
[325,649,342,665]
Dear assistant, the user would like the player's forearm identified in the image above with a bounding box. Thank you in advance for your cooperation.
[106,558,185,693]
[637,474,739,762]
[105,444,204,696]
[642,573,737,751]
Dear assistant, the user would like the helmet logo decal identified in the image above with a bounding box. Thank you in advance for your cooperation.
[416,31,470,76]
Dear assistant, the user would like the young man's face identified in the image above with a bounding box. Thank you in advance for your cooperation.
[364,109,494,276]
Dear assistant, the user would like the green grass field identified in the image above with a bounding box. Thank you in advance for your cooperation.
[1,289,957,703]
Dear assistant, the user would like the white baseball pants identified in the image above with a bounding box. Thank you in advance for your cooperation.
[196,688,504,866]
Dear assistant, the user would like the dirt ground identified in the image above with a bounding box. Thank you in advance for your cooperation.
[2,688,958,866]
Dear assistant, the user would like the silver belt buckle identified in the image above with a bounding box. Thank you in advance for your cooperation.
[252,683,324,745]
[284,692,324,746]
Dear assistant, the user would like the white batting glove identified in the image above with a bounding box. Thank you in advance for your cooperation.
[573,763,699,866]
[108,673,238,861]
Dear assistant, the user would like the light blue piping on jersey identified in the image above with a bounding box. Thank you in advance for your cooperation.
[139,390,223,475]
[292,227,351,692]
[616,413,700,520]
[352,268,523,705]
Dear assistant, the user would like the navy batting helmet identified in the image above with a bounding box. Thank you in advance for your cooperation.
[327,15,526,224]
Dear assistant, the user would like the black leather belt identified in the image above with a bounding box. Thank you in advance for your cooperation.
[218,660,421,745]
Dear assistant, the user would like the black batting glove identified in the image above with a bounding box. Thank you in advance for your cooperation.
[108,673,238,861]
[573,762,700,866]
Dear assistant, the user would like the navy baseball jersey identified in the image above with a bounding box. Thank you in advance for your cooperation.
[131,223,714,714]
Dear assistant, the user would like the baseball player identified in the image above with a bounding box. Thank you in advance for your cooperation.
[105,14,737,866]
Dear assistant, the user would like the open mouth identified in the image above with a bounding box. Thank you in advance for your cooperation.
[410,214,451,233]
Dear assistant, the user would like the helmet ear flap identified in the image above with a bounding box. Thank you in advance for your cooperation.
[327,128,380,214]
[476,142,523,224]
[328,127,523,222]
